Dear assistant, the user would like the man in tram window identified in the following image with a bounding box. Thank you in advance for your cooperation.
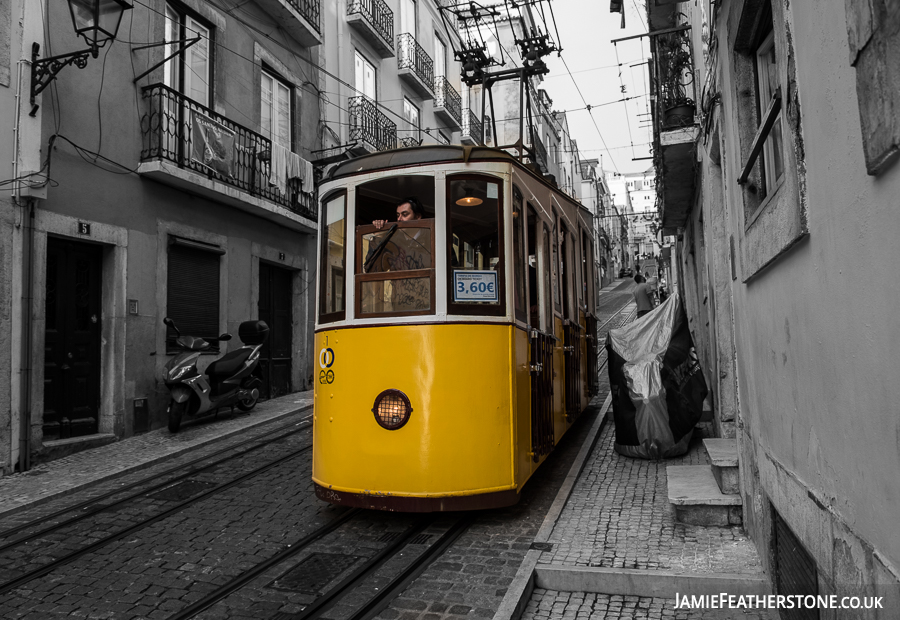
[365,197,432,312]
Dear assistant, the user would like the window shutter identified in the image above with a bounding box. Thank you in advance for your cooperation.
[167,243,221,351]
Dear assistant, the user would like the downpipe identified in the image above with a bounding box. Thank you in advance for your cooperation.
[18,200,35,472]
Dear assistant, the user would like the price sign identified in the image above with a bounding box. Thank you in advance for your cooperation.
[453,270,498,302]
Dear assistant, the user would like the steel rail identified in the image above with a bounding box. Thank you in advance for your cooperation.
[0,407,312,542]
[0,442,313,596]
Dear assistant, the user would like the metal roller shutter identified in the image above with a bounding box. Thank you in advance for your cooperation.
[774,510,820,620]
[167,240,222,352]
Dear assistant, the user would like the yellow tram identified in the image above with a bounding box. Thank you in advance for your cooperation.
[313,146,600,511]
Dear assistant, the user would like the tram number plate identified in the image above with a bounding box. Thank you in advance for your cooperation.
[453,270,498,302]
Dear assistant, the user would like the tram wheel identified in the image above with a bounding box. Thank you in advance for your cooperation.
[168,400,186,432]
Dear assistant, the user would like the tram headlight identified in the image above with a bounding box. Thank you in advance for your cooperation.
[372,389,412,430]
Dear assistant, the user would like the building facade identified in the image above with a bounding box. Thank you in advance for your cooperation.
[3,0,323,472]
[643,0,900,610]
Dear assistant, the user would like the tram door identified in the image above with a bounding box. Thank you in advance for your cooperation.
[561,228,583,421]
[527,206,553,460]
[44,238,103,440]
[258,262,293,399]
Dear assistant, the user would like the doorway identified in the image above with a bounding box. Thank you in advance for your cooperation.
[258,262,293,399]
[43,238,103,440]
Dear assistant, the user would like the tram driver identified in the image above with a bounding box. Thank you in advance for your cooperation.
[372,197,424,229]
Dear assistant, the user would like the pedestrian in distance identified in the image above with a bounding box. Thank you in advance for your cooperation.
[633,273,655,318]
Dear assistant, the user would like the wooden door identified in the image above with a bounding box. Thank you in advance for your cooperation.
[258,262,293,399]
[44,238,103,440]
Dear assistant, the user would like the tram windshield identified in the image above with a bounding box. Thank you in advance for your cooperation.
[355,176,436,318]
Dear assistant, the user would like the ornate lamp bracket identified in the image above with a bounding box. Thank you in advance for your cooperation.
[31,42,95,105]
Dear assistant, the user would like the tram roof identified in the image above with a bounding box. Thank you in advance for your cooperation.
[324,146,589,212]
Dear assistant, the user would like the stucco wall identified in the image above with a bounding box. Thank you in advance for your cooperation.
[716,0,900,596]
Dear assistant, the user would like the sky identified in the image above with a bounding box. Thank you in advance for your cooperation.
[536,0,655,176]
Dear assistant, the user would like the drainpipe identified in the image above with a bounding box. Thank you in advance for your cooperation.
[18,200,35,472]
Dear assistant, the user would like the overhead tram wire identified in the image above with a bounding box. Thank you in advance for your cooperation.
[612,43,639,162]
[555,52,621,174]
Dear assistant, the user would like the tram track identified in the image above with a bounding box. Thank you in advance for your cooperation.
[169,511,477,620]
[0,424,314,597]
[0,408,312,546]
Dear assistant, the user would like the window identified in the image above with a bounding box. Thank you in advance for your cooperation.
[512,187,527,323]
[551,213,560,312]
[164,3,211,106]
[166,238,223,353]
[847,0,900,174]
[754,31,784,197]
[732,0,807,278]
[319,192,347,322]
[403,98,420,141]
[434,35,446,79]
[355,51,376,100]
[447,175,504,316]
[261,69,292,149]
[526,204,541,329]
[400,0,416,36]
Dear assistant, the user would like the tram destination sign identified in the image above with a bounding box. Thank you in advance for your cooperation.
[454,270,498,302]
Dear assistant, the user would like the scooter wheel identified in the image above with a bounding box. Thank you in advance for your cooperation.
[237,391,259,412]
[168,400,186,432]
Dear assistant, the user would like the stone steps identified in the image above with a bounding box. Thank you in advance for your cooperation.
[704,437,739,495]
[667,465,742,526]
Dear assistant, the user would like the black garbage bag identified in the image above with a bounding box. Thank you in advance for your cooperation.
[606,291,708,459]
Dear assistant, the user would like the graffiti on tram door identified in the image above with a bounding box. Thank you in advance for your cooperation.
[319,346,335,384]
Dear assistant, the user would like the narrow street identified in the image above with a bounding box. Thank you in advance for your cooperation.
[0,288,637,620]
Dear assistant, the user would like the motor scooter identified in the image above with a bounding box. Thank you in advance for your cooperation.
[162,317,269,432]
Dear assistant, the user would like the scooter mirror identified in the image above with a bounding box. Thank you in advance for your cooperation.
[219,333,232,341]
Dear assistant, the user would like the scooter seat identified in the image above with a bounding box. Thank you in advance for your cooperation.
[205,348,252,377]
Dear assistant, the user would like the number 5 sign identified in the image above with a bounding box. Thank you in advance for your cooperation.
[453,270,498,302]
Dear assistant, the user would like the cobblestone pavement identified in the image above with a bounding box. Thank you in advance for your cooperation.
[523,590,779,620]
[539,421,761,574]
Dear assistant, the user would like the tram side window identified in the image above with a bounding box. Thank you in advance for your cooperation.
[527,204,540,329]
[320,192,347,322]
[541,225,553,332]
[447,176,504,315]
[551,213,560,313]
[560,225,570,320]
[512,187,527,323]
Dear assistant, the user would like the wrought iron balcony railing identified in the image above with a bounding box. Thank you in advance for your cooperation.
[398,136,422,148]
[286,0,321,34]
[140,83,317,220]
[348,96,397,152]
[461,109,483,145]
[531,136,548,172]
[433,75,462,125]
[651,27,696,129]
[397,33,434,94]
[347,0,393,47]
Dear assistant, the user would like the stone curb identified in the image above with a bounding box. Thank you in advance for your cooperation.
[494,392,613,620]
[533,565,771,598]
[0,399,313,520]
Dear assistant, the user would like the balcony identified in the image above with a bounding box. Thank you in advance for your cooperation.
[530,137,549,173]
[460,109,482,146]
[397,33,435,99]
[348,96,398,154]
[255,0,321,47]
[138,84,317,231]
[650,26,699,234]
[347,0,394,58]
[433,76,462,130]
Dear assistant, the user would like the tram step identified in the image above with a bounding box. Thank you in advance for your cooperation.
[666,465,742,527]
[703,438,740,495]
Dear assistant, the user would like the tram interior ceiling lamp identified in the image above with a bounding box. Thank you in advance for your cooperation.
[456,186,483,207]
[30,0,132,111]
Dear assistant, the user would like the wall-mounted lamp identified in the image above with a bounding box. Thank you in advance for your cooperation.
[31,0,132,106]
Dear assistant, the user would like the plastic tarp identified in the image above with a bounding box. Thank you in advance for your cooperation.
[606,291,708,459]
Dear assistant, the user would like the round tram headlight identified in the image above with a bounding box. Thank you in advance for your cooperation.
[372,389,412,430]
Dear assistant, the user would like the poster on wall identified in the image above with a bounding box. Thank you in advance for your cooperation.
[191,111,235,178]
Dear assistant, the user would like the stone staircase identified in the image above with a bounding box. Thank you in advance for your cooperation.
[667,438,742,526]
